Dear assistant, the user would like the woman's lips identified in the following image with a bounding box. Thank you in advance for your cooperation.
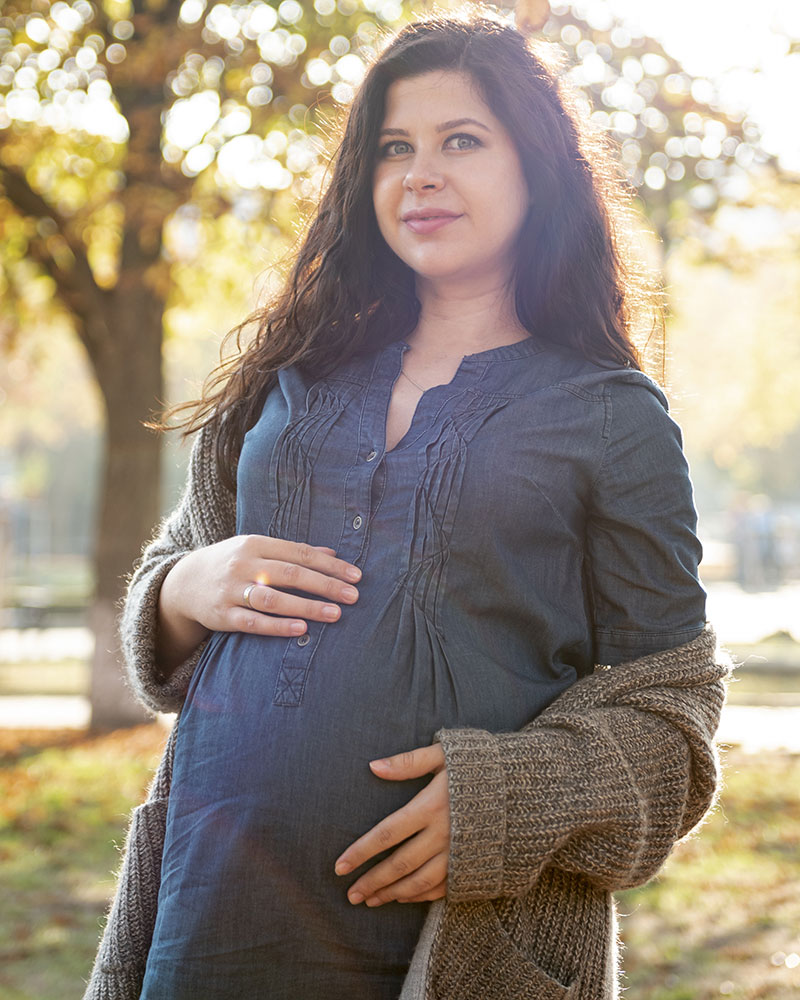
[403,215,461,234]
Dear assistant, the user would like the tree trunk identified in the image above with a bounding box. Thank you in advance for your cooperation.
[88,281,164,730]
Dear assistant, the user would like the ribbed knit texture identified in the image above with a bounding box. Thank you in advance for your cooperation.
[84,423,731,1000]
[118,422,236,715]
[82,722,177,1000]
[422,626,728,998]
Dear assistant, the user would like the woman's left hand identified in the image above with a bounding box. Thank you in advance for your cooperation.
[334,743,450,906]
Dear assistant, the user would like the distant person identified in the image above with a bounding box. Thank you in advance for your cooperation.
[84,10,729,1000]
[751,494,782,588]
[732,493,783,590]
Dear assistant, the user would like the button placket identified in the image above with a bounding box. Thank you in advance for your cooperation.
[274,628,319,705]
[270,350,400,710]
[346,364,389,550]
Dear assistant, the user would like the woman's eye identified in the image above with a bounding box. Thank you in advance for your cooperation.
[380,140,412,157]
[445,133,481,151]
[379,133,481,157]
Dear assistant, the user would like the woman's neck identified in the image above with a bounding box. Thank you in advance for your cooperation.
[408,278,529,360]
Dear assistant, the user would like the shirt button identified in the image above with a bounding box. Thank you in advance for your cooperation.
[352,515,363,530]
[366,450,377,462]
[297,634,310,647]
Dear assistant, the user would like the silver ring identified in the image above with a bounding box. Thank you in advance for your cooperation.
[243,584,258,609]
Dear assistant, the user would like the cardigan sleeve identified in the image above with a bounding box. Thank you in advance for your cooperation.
[435,625,731,900]
[118,421,237,715]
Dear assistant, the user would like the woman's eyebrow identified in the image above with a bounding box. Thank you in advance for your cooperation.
[378,117,492,137]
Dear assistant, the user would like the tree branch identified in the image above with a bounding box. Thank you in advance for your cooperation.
[0,162,108,362]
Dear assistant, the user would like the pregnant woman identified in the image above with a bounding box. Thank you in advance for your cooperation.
[84,10,729,1000]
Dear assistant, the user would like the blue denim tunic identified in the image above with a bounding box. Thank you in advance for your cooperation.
[141,337,705,999]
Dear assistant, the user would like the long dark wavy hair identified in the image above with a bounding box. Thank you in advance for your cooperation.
[162,6,663,491]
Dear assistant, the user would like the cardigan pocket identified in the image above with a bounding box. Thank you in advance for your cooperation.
[431,898,578,999]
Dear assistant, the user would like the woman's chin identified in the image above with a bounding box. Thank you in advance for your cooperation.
[411,264,498,288]
[398,251,493,283]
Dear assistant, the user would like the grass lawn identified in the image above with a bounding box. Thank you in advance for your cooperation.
[0,726,798,999]
[0,725,168,1000]
[617,746,800,999]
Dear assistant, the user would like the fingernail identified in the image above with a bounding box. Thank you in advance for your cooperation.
[346,567,362,582]
[322,605,340,620]
[365,897,381,907]
[289,622,306,635]
[370,759,389,769]
[335,860,350,875]
[341,586,359,602]
[348,891,364,904]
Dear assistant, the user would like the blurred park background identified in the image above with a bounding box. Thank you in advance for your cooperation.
[1,0,799,997]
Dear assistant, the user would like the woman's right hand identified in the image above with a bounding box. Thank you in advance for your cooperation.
[154,535,361,679]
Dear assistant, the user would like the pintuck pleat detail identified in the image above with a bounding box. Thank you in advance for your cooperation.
[268,385,346,541]
[405,396,509,633]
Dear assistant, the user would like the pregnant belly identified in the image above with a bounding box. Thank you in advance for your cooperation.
[170,630,432,882]
[172,603,562,858]
[155,629,432,975]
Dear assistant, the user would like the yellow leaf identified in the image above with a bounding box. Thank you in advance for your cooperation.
[515,0,550,35]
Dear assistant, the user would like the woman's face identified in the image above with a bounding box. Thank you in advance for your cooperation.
[372,69,530,290]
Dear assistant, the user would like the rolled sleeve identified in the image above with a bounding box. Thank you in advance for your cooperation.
[587,374,706,665]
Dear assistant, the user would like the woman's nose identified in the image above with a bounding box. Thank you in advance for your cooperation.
[403,153,445,192]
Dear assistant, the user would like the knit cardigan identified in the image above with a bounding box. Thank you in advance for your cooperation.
[83,423,731,1000]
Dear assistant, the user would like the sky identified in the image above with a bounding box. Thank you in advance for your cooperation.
[604,0,800,172]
